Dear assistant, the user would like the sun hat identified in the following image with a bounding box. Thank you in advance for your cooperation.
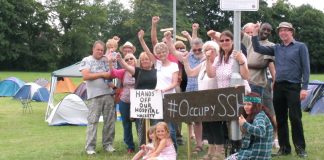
[276,22,295,32]
[119,41,136,53]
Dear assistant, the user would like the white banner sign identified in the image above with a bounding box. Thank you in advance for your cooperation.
[130,89,163,119]
[220,0,259,11]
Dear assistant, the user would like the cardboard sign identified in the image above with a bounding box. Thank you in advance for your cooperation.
[163,86,245,123]
[130,89,163,119]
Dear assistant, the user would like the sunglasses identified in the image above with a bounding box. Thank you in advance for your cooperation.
[192,48,202,52]
[176,47,185,50]
[220,39,231,43]
[125,57,134,62]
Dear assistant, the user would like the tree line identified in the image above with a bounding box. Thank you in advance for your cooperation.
[1,0,323,72]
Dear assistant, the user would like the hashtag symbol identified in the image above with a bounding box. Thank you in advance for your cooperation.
[167,100,178,118]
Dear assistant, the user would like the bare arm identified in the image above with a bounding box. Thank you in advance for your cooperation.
[181,31,192,42]
[207,30,220,44]
[148,139,168,158]
[234,51,249,80]
[116,54,135,75]
[206,52,216,78]
[151,16,160,47]
[138,30,156,64]
[164,31,183,62]
[192,23,199,39]
[81,69,110,81]
[183,53,201,77]
[268,61,275,81]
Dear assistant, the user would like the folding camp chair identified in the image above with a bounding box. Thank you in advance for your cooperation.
[20,98,33,113]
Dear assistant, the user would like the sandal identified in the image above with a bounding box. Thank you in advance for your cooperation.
[192,146,203,154]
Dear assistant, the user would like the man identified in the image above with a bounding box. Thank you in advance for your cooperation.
[80,41,116,155]
[251,22,310,158]
[119,41,136,56]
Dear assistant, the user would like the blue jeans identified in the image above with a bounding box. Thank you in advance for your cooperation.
[249,83,264,98]
[119,100,135,150]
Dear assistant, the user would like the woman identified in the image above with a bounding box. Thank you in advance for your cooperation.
[116,51,157,147]
[226,92,275,160]
[183,40,227,159]
[205,30,250,159]
[109,53,137,153]
[138,29,179,151]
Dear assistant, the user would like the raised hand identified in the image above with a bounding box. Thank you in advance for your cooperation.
[192,23,199,30]
[207,30,216,38]
[112,36,120,42]
[152,16,160,25]
[181,31,190,37]
[138,30,145,39]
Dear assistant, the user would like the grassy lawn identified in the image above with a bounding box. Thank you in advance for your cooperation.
[1,72,324,160]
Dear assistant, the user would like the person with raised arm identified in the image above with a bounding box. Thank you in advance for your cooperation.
[251,22,310,158]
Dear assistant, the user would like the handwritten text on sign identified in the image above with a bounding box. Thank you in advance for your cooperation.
[163,86,245,123]
[130,89,163,119]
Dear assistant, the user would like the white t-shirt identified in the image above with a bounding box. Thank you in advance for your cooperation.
[198,61,217,90]
[155,60,179,94]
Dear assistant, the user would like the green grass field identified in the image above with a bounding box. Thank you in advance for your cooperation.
[1,72,324,160]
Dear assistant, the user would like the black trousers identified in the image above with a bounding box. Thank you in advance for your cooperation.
[202,121,226,145]
[273,82,306,152]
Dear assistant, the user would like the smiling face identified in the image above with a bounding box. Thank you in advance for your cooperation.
[259,24,272,40]
[155,124,168,139]
[139,52,152,69]
[278,27,294,43]
[154,43,169,61]
[243,102,253,115]
[219,35,233,53]
[124,54,136,67]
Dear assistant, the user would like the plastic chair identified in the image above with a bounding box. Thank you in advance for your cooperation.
[20,98,33,113]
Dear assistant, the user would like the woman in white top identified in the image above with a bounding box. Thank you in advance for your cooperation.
[138,29,179,151]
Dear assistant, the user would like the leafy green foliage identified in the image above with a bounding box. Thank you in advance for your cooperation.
[0,0,324,72]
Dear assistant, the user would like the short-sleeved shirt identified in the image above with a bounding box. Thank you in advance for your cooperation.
[155,60,179,94]
[186,52,205,92]
[79,55,113,99]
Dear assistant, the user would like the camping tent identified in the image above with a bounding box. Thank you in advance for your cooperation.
[47,77,76,93]
[0,77,25,97]
[14,82,50,102]
[34,78,49,88]
[46,62,82,120]
[301,80,324,114]
[46,94,88,126]
[74,81,87,100]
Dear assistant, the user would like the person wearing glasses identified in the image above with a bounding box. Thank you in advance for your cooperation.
[206,30,250,158]
[251,22,310,158]
[107,53,138,154]
[181,40,226,159]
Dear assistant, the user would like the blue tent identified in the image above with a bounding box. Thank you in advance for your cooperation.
[14,83,50,102]
[310,95,324,115]
[0,77,25,97]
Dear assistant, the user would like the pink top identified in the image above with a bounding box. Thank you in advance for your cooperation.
[212,54,251,92]
[156,139,177,160]
[111,69,135,103]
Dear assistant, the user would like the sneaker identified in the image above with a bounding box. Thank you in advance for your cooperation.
[105,145,116,152]
[86,150,96,155]
[296,146,308,158]
[273,139,280,149]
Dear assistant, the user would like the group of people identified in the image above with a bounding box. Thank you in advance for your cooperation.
[79,15,310,160]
